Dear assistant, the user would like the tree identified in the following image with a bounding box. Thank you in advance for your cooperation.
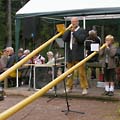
[0,0,7,49]
[0,0,29,50]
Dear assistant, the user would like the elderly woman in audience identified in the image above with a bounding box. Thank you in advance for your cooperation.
[23,49,31,64]
[46,51,55,65]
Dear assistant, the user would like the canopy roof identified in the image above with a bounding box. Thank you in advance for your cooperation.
[16,0,120,18]
[15,0,120,58]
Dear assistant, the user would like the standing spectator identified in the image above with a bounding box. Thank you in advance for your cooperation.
[86,30,101,79]
[62,17,88,95]
[86,30,101,62]
[100,35,117,96]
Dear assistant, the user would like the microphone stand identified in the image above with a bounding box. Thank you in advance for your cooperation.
[62,40,85,115]
[61,78,85,115]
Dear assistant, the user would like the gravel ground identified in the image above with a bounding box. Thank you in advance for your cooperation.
[0,96,120,120]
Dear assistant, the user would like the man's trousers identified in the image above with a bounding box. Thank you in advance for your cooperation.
[66,61,88,89]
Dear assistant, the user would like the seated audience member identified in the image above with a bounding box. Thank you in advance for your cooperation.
[46,51,55,65]
[23,49,31,64]
[100,35,117,96]
[0,49,8,73]
[5,47,17,87]
[18,48,24,61]
[6,47,16,68]
[19,49,31,85]
[46,51,55,91]
[33,54,45,64]
[24,49,30,56]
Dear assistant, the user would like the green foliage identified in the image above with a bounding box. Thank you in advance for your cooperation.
[0,0,7,49]
[0,0,29,50]
[39,19,54,41]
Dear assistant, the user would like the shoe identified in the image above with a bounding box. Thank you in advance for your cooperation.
[82,89,88,95]
[108,91,114,96]
[64,87,72,93]
[102,91,109,96]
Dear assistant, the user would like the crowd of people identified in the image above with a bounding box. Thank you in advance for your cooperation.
[0,17,120,96]
[0,46,58,87]
[0,47,31,87]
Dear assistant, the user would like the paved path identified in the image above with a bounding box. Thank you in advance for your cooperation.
[0,85,120,120]
[0,96,120,120]
[4,85,120,101]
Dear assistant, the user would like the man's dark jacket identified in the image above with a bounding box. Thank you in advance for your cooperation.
[85,36,101,62]
[63,28,86,62]
[6,54,16,68]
